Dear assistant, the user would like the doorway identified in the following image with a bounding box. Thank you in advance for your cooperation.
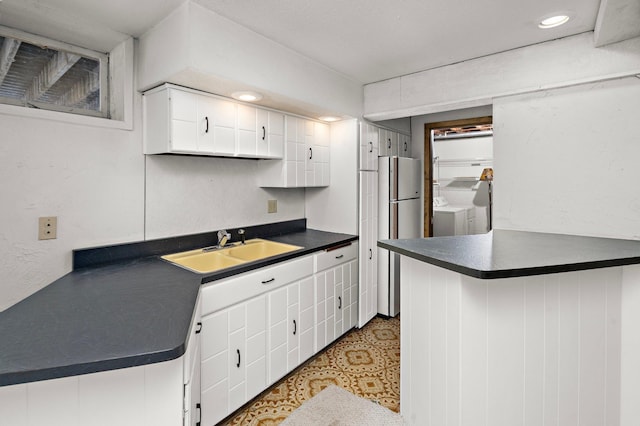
[423,116,493,237]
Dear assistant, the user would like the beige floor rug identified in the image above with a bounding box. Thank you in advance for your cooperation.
[280,385,404,425]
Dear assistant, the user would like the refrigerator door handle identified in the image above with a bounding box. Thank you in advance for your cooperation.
[391,202,399,239]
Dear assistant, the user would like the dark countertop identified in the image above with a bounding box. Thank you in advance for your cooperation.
[378,229,640,279]
[0,221,357,386]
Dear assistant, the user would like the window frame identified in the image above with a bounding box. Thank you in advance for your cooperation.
[0,25,110,119]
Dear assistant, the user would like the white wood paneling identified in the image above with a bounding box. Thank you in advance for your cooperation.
[620,264,640,425]
[0,383,27,425]
[401,257,626,426]
[79,366,145,426]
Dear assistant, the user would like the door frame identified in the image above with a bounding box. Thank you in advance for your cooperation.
[423,116,493,237]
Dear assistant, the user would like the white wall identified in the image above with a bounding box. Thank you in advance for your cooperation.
[2,9,360,310]
[0,98,145,311]
[145,156,305,239]
[364,33,640,121]
[493,76,640,239]
[305,119,359,235]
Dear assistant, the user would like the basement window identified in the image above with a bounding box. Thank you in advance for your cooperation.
[0,27,109,118]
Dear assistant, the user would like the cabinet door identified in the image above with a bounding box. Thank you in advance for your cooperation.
[297,277,315,364]
[399,133,411,157]
[237,104,257,156]
[267,286,288,384]
[169,88,198,152]
[389,131,399,156]
[200,295,266,426]
[360,122,379,171]
[255,110,284,159]
[304,120,316,186]
[359,171,378,328]
[379,128,399,157]
[268,111,285,159]
[197,96,236,155]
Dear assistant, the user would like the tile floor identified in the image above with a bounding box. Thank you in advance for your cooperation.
[222,315,400,425]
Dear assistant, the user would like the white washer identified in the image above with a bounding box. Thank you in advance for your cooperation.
[433,206,469,236]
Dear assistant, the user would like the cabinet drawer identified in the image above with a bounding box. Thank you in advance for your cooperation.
[314,242,358,273]
[201,255,314,316]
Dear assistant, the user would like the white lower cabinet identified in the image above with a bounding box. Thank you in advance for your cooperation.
[199,255,314,425]
[267,276,315,384]
[200,296,266,426]
[314,242,359,351]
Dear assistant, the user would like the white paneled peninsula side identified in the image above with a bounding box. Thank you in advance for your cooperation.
[379,230,640,426]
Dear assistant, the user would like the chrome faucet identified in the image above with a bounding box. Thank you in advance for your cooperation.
[238,229,246,245]
[217,230,231,248]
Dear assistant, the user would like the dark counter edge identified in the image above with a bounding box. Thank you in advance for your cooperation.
[378,240,640,279]
[0,346,184,387]
[2,220,357,387]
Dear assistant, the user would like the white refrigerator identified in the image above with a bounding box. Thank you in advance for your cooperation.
[378,156,422,317]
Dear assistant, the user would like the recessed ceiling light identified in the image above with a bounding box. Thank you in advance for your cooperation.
[319,116,340,122]
[231,91,263,102]
[538,14,570,29]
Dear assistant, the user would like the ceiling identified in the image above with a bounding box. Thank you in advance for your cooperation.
[0,0,638,85]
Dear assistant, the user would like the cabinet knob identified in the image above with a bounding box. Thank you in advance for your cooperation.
[236,349,241,368]
[195,322,202,334]
[309,147,313,160]
[262,126,266,140]
[369,141,373,153]
[404,141,408,151]
[338,296,342,310]
[369,248,372,260]
[293,319,297,335]
[335,254,344,259]
[262,278,275,284]
[205,117,209,133]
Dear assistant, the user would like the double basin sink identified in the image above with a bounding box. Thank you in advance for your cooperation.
[162,238,302,273]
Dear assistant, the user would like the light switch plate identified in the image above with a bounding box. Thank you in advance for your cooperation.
[38,216,57,240]
[267,199,277,213]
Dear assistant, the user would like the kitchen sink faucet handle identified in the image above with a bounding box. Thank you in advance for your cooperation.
[217,230,231,247]
[238,229,246,245]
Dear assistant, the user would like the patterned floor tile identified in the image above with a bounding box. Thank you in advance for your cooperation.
[223,316,400,425]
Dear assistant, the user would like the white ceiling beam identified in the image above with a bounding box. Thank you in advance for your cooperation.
[594,0,640,47]
[27,50,81,101]
[0,37,21,85]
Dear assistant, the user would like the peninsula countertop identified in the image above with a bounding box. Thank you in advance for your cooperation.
[378,229,640,279]
[0,220,357,386]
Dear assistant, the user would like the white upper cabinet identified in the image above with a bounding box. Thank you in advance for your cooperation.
[359,122,379,171]
[197,94,237,155]
[259,115,329,188]
[143,84,284,159]
[378,128,399,157]
[399,133,411,157]
[377,127,411,158]
[238,105,284,159]
[305,121,330,187]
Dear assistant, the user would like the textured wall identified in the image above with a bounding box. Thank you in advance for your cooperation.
[493,77,640,239]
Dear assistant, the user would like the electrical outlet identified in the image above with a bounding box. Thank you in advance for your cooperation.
[38,216,57,240]
[267,199,277,214]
